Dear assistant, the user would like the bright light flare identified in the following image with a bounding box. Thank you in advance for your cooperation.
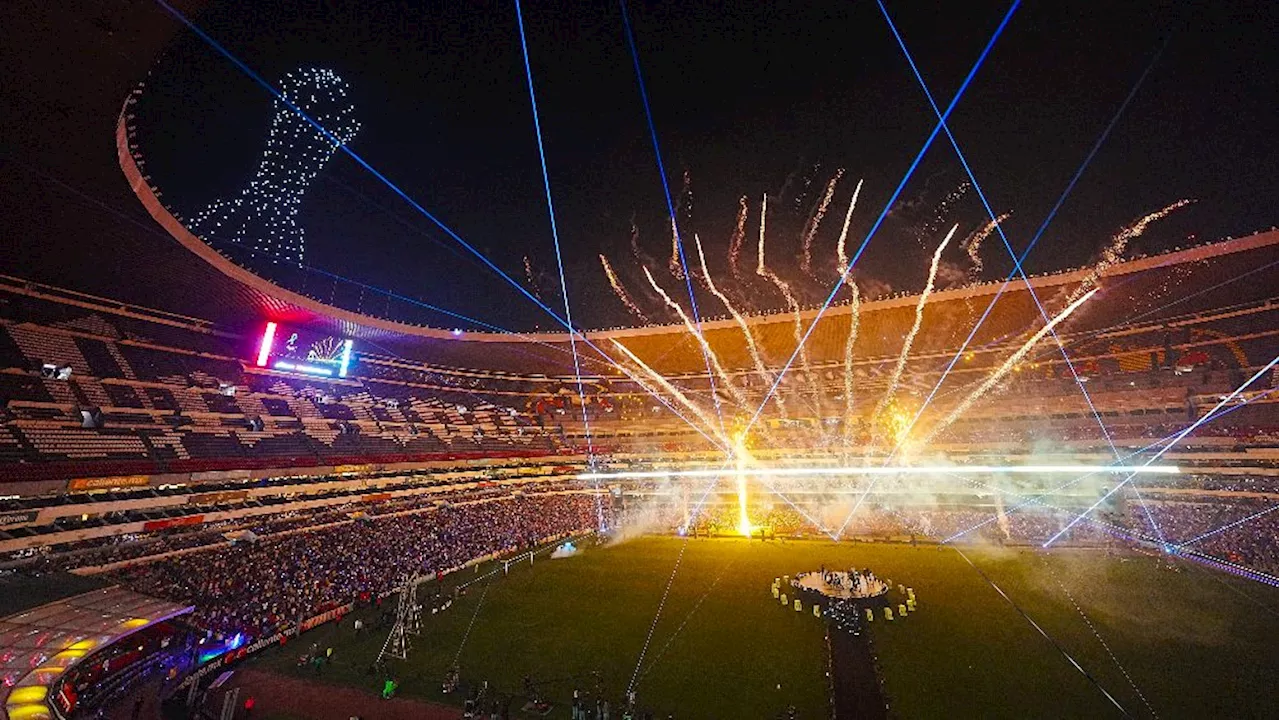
[733,431,753,537]
[577,464,1180,481]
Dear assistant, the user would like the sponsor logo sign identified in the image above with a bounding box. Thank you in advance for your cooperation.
[0,509,38,527]
[187,490,249,505]
[68,475,150,492]
[142,514,205,532]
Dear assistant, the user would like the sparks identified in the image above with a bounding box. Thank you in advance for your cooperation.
[922,288,1100,444]
[694,234,782,416]
[800,169,843,276]
[873,223,958,421]
[1061,199,1193,305]
[727,196,749,281]
[962,212,1008,278]
[600,254,651,323]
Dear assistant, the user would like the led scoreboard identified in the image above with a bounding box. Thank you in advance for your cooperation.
[254,322,354,377]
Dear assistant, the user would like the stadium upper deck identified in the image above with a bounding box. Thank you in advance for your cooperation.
[119,94,1277,380]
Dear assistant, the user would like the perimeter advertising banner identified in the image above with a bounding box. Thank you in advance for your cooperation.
[68,475,151,492]
[142,515,205,532]
[0,509,39,527]
[335,464,374,475]
[187,490,250,505]
[190,469,252,482]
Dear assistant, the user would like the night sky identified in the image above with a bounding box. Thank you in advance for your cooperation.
[9,0,1279,333]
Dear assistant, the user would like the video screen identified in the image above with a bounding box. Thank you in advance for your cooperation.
[254,321,354,377]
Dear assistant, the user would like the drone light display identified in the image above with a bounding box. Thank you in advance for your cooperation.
[190,67,361,266]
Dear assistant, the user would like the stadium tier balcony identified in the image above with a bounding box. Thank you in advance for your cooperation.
[101,382,146,408]
[1,235,1275,488]
[0,327,27,369]
[73,336,129,378]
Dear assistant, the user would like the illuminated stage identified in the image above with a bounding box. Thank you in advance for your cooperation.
[793,570,889,600]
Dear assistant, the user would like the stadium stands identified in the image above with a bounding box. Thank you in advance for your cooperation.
[107,493,607,640]
[0,296,564,484]
[0,232,1274,597]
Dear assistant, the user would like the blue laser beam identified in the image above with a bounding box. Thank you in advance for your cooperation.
[886,36,1169,460]
[874,0,1168,544]
[939,387,1277,544]
[1176,505,1279,548]
[619,0,729,438]
[151,0,575,330]
[1173,548,1279,586]
[877,0,1118,457]
[742,0,1021,436]
[1050,567,1158,718]
[1044,357,1279,547]
[952,547,1133,716]
[34,159,569,352]
[40,158,736,453]
[1085,514,1279,586]
[926,471,1279,586]
[145,0,737,454]
[515,0,602,528]
[627,538,690,696]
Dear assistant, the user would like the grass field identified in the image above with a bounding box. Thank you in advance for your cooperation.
[248,536,1277,718]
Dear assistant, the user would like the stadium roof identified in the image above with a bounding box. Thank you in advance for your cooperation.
[115,97,1280,379]
[0,584,192,720]
[120,111,1280,378]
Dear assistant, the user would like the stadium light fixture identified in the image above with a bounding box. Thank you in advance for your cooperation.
[338,338,354,377]
[273,360,332,377]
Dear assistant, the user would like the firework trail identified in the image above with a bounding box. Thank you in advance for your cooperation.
[756,193,768,277]
[678,169,694,222]
[629,219,644,262]
[667,216,685,280]
[694,233,785,417]
[756,194,821,411]
[915,181,969,247]
[962,213,1008,278]
[800,169,844,277]
[604,346,724,451]
[840,279,862,448]
[727,196,749,281]
[835,181,866,445]
[522,255,541,301]
[873,224,959,421]
[756,193,804,307]
[610,339,728,445]
[666,173,694,280]
[600,254,651,323]
[835,179,865,272]
[642,266,749,408]
[1061,199,1193,306]
[920,288,1099,445]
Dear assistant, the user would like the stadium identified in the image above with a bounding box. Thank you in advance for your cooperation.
[1,2,1276,719]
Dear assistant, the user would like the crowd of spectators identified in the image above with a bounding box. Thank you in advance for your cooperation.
[1164,475,1279,494]
[110,494,609,640]
[645,496,1274,573]
[670,491,1280,571]
[653,502,1120,545]
[1124,500,1278,573]
[4,481,587,574]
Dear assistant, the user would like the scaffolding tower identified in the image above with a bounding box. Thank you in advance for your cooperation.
[377,573,422,663]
